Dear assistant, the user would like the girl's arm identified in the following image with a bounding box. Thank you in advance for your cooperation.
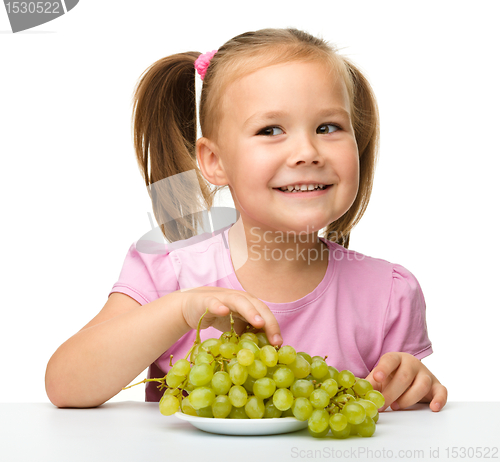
[45,292,189,408]
[45,288,281,408]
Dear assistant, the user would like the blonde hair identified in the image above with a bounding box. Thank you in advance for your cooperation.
[132,27,379,248]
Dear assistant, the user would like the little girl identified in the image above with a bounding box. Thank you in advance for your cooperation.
[45,27,447,413]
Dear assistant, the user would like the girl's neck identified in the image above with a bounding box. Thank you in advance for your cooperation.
[227,221,329,303]
[228,219,329,272]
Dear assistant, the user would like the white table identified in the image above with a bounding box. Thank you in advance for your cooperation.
[0,402,498,462]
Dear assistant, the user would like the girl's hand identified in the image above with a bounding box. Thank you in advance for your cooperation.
[365,352,448,412]
[177,286,283,346]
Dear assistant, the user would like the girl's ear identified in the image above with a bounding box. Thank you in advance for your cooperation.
[196,137,229,186]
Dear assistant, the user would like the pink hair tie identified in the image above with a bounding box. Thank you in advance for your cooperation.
[194,50,217,80]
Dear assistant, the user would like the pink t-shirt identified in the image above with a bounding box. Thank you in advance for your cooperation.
[109,225,432,402]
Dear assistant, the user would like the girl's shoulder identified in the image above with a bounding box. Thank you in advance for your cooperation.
[112,230,229,303]
[321,238,421,289]
[129,229,227,261]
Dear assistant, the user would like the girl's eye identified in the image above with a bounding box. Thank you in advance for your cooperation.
[317,124,341,134]
[257,126,284,136]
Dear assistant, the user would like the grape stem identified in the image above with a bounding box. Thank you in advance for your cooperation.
[184,308,210,362]
[122,377,166,390]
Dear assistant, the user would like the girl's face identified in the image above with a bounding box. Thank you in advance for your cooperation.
[207,60,359,236]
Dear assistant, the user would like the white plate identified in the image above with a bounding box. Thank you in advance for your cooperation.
[174,412,308,436]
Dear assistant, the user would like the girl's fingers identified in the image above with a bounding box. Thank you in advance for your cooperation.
[183,288,281,345]
[378,366,416,411]
[389,372,433,410]
[253,299,282,346]
[371,352,402,384]
[428,383,448,412]
[217,294,282,345]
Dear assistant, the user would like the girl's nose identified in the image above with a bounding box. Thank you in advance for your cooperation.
[286,132,324,167]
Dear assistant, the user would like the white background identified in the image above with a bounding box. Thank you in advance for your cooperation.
[1,1,498,404]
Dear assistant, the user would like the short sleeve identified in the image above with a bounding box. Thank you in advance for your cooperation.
[380,264,433,360]
[108,241,180,306]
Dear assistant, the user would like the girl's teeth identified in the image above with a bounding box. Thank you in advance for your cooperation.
[279,184,328,192]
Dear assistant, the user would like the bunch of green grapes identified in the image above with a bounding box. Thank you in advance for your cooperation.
[125,311,385,439]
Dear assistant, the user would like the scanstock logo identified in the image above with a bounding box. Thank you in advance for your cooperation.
[3,0,79,33]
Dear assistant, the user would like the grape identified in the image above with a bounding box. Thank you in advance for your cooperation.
[357,398,378,418]
[288,354,311,378]
[278,345,297,365]
[247,359,267,379]
[331,423,351,439]
[308,426,330,438]
[194,351,214,366]
[212,395,232,418]
[237,348,255,366]
[320,378,339,397]
[245,396,265,419]
[260,345,278,367]
[341,402,366,425]
[220,331,238,344]
[353,378,373,396]
[255,332,270,347]
[273,366,295,388]
[355,416,376,437]
[225,357,238,372]
[291,379,314,398]
[327,366,339,381]
[229,363,248,386]
[273,388,294,411]
[337,370,356,388]
[166,371,185,388]
[240,332,259,344]
[297,352,312,364]
[263,400,282,418]
[196,405,214,418]
[189,363,213,387]
[308,409,329,433]
[159,393,180,416]
[200,338,222,357]
[211,371,232,395]
[219,342,238,359]
[171,358,190,377]
[311,360,329,379]
[253,377,276,399]
[181,396,197,416]
[229,406,248,419]
[238,340,260,359]
[292,397,313,421]
[188,387,215,410]
[329,412,348,432]
[365,390,385,409]
[309,389,330,409]
[228,385,248,408]
[344,387,355,397]
[266,365,279,378]
[243,374,257,393]
[143,310,385,440]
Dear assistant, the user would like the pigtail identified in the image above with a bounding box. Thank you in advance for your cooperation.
[132,52,214,243]
[324,58,380,249]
